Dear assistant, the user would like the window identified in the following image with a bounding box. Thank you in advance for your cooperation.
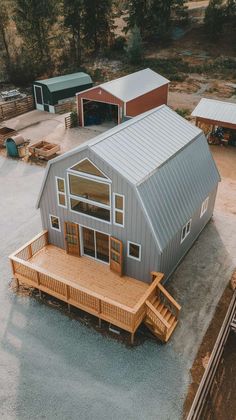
[70,158,108,179]
[69,174,110,206]
[49,215,61,231]
[127,241,141,261]
[200,197,209,218]
[56,177,67,208]
[181,219,192,243]
[113,193,125,227]
[68,160,111,223]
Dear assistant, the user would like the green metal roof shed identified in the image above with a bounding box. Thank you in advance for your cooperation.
[33,72,93,113]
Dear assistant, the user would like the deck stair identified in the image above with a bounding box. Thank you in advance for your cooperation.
[144,276,181,342]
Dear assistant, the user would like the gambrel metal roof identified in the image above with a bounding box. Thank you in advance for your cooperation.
[100,68,169,102]
[192,98,236,126]
[37,105,220,251]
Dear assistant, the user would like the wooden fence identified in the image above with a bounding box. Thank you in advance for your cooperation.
[54,101,76,115]
[187,290,236,420]
[0,96,34,121]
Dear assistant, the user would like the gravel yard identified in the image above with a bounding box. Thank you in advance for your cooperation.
[0,140,236,419]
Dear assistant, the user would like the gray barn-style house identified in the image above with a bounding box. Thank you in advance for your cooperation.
[36,105,220,282]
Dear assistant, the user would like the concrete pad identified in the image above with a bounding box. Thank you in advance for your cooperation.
[0,145,235,419]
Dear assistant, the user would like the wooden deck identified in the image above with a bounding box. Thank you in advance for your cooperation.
[9,231,181,343]
[30,245,149,309]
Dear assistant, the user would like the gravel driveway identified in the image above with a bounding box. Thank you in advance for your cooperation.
[0,145,235,420]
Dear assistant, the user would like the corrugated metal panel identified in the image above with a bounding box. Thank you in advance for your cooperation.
[35,72,92,93]
[92,105,201,185]
[137,134,220,251]
[39,148,160,282]
[36,105,202,207]
[101,68,169,102]
[192,98,236,125]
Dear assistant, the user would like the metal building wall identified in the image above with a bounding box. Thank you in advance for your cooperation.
[39,148,160,283]
[126,84,168,117]
[159,186,218,279]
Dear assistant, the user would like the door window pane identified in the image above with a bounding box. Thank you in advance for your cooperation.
[82,227,95,258]
[96,232,109,263]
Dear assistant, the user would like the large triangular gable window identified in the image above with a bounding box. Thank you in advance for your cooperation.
[70,158,108,179]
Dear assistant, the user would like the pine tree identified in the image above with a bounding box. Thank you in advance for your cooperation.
[126,24,143,64]
[14,0,58,66]
[123,0,149,37]
[0,1,10,62]
[63,0,83,65]
[204,0,224,39]
[83,0,115,52]
[124,0,188,40]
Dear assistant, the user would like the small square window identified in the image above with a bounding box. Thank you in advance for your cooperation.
[115,210,123,225]
[57,178,65,193]
[128,241,141,261]
[115,195,123,210]
[181,219,192,243]
[58,193,66,206]
[200,197,209,218]
[50,215,60,231]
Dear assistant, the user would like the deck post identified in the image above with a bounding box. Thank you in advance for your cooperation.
[15,278,19,290]
[130,332,135,345]
[39,289,42,299]
[98,318,102,328]
[68,303,71,313]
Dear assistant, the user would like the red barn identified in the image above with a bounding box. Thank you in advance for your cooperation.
[76,68,169,127]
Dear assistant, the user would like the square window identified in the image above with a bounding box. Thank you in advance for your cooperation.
[181,219,191,243]
[115,210,123,225]
[57,178,65,193]
[58,193,66,206]
[50,215,60,231]
[115,195,123,210]
[128,241,141,261]
[200,197,209,218]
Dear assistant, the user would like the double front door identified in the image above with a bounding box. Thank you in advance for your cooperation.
[64,222,123,275]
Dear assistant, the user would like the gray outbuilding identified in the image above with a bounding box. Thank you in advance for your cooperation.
[37,105,220,283]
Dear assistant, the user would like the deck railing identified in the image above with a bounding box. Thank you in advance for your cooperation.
[9,232,164,336]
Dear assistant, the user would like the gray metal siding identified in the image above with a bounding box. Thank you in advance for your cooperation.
[160,186,218,279]
[137,135,220,251]
[40,149,160,283]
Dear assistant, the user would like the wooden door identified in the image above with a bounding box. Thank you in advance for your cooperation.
[110,236,123,276]
[64,222,80,256]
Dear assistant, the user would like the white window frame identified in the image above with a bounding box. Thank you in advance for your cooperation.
[69,158,111,182]
[49,214,61,232]
[67,171,112,224]
[181,219,192,244]
[55,176,67,208]
[200,197,209,218]
[113,193,125,227]
[127,241,141,262]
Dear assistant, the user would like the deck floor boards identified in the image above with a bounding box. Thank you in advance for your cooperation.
[30,245,149,308]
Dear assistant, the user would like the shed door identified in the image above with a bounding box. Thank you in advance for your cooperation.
[110,237,123,276]
[34,85,44,111]
[64,222,80,256]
